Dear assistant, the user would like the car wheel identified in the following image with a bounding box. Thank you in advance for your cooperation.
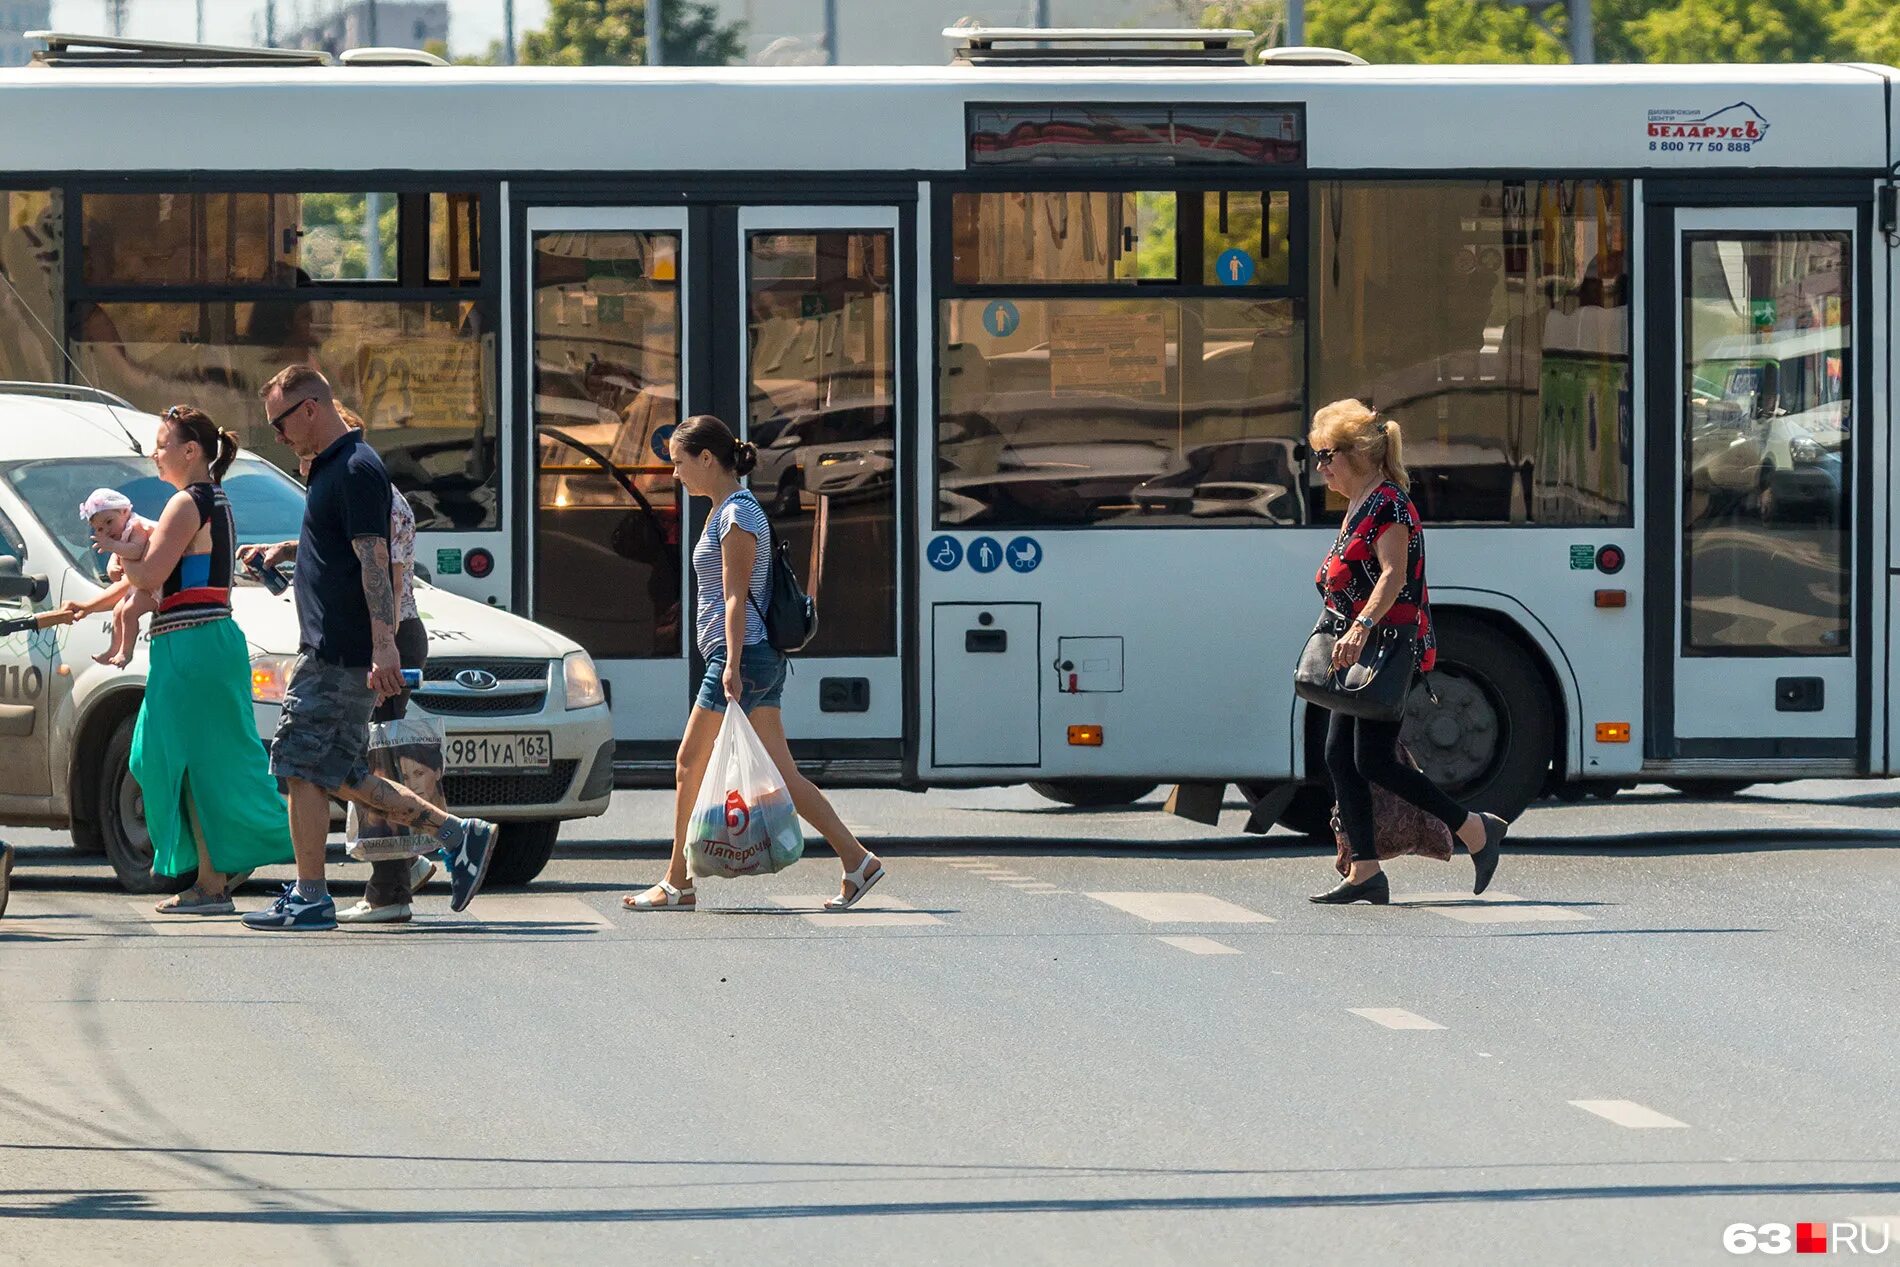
[483,819,560,888]
[99,714,189,895]
[773,473,803,517]
[1027,780,1158,809]
[1399,616,1556,822]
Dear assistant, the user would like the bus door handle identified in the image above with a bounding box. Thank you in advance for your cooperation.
[965,629,1007,654]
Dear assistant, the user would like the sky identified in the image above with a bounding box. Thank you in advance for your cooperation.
[48,0,550,57]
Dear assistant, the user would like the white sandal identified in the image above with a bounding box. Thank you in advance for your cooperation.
[824,855,886,911]
[623,880,696,911]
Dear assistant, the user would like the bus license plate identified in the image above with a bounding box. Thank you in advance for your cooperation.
[445,732,551,773]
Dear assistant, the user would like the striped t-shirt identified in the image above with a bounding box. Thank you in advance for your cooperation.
[692,489,772,656]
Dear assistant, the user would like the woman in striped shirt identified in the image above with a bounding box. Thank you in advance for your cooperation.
[624,415,886,912]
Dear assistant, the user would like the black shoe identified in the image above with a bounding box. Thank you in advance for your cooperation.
[1309,870,1390,905]
[1472,813,1508,895]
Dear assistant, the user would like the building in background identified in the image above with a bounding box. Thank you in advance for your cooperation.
[733,0,1187,65]
[282,0,448,55]
[0,0,50,67]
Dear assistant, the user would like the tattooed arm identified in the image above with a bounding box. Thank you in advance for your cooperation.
[353,533,403,700]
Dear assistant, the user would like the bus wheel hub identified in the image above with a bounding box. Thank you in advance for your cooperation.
[1405,673,1501,791]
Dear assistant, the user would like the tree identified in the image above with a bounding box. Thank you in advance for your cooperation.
[521,0,745,67]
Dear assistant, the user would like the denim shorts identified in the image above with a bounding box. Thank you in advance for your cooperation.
[696,643,787,713]
[268,654,377,790]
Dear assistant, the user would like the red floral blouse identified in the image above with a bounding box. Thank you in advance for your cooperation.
[1314,481,1437,672]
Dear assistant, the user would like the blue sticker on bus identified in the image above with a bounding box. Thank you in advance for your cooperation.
[966,536,1003,574]
[1006,537,1042,573]
[651,424,677,462]
[982,300,1020,338]
[1215,249,1256,286]
[927,535,964,572]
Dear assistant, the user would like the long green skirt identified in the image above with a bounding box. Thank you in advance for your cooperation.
[129,618,295,878]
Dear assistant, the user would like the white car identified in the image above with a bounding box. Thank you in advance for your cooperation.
[0,387,613,893]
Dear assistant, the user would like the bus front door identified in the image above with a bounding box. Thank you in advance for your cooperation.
[1665,206,1860,766]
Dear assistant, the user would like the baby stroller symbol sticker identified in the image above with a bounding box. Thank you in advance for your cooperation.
[1005,537,1041,573]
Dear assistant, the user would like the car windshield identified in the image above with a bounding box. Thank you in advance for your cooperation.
[2,456,308,584]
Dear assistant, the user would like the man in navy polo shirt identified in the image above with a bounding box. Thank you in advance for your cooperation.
[241,365,497,932]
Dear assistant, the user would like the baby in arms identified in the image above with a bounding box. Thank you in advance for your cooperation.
[79,488,157,668]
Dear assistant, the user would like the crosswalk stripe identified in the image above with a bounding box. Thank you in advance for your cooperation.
[463,896,611,929]
[1156,935,1241,955]
[1569,1099,1689,1129]
[1085,892,1274,924]
[1402,891,1590,923]
[771,895,942,927]
[1348,1007,1446,1031]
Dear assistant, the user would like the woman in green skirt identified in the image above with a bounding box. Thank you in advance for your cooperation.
[117,407,294,912]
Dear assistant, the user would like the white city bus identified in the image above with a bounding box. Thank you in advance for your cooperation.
[0,30,1894,832]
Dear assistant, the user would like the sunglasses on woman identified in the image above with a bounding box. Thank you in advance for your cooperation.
[1312,447,1337,466]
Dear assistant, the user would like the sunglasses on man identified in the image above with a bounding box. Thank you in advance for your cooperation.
[266,397,309,435]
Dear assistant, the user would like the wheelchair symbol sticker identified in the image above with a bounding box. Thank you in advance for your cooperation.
[967,536,1003,574]
[1005,537,1042,574]
[927,535,964,572]
[1215,249,1256,286]
[650,424,677,462]
[982,301,1020,338]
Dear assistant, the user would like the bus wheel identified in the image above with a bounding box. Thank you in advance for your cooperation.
[484,820,561,887]
[1028,780,1158,809]
[1402,617,1555,821]
[99,714,189,895]
[1666,779,1754,798]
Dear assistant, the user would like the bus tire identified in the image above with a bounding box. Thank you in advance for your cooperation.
[484,819,559,887]
[1403,616,1555,822]
[99,714,188,895]
[1028,780,1158,809]
[1666,779,1754,798]
[1275,785,1335,838]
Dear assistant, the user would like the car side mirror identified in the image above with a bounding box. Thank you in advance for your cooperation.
[0,557,49,603]
[413,561,433,586]
[770,431,801,449]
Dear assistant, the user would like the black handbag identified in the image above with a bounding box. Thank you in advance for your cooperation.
[1294,609,1417,723]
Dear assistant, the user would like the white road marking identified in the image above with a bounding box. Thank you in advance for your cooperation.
[1348,1008,1446,1031]
[1402,891,1590,923]
[1569,1099,1689,1129]
[1155,935,1241,955]
[1085,892,1274,924]
[772,895,942,927]
[464,897,611,929]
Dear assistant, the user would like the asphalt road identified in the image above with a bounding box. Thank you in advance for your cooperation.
[3,781,1898,1266]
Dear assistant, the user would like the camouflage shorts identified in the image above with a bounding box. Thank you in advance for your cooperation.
[268,655,376,791]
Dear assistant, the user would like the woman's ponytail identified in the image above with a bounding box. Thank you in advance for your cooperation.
[1378,419,1409,490]
[211,428,240,482]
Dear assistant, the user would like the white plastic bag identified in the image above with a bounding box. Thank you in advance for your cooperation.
[685,708,805,879]
[345,715,447,862]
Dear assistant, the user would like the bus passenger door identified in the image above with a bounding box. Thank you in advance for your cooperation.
[1664,206,1862,765]
[734,208,904,754]
[525,209,691,742]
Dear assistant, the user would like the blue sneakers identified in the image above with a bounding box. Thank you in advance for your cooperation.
[241,885,338,932]
[443,818,499,913]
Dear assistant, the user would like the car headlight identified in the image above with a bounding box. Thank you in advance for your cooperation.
[250,652,295,704]
[1789,436,1825,466]
[563,650,605,709]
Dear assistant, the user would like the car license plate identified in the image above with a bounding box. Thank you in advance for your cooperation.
[444,732,551,773]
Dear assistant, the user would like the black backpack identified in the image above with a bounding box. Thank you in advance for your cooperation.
[740,493,818,653]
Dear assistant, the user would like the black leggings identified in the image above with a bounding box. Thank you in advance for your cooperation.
[1325,710,1467,863]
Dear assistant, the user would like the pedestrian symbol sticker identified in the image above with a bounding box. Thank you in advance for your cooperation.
[967,536,1003,574]
[1006,537,1042,573]
[1215,250,1256,287]
[927,535,964,572]
[983,301,1020,338]
[651,424,677,462]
